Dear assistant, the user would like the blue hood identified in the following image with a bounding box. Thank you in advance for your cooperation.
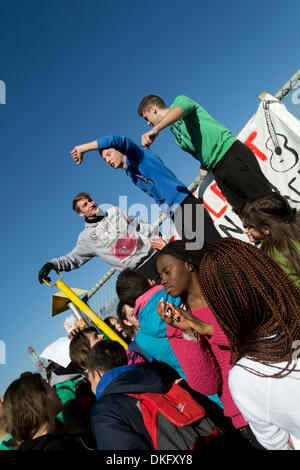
[96,364,166,400]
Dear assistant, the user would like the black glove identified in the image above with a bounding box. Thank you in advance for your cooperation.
[38,262,56,285]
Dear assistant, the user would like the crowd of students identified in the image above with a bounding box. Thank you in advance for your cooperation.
[2,94,300,451]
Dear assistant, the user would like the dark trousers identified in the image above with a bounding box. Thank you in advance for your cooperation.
[134,251,161,283]
[135,193,220,280]
[213,140,272,214]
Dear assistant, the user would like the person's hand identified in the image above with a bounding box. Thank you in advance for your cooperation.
[70,145,84,165]
[174,305,213,336]
[157,299,197,338]
[141,128,158,149]
[157,300,213,336]
[38,262,57,285]
[150,235,166,251]
[68,326,85,340]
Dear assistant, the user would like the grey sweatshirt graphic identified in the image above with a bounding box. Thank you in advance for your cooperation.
[51,207,155,272]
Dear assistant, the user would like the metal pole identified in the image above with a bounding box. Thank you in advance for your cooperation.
[275,69,300,101]
[44,275,128,349]
[82,267,117,303]
[68,302,82,320]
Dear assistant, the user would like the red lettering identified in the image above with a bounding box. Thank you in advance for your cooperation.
[244,131,267,161]
[203,182,228,218]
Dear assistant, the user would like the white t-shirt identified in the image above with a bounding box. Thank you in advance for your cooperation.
[228,356,300,450]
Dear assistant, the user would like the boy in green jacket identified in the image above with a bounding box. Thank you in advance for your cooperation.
[138,94,272,214]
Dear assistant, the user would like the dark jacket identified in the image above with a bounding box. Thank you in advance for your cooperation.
[90,364,166,450]
[18,433,88,451]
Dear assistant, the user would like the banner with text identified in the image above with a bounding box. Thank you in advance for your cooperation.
[168,94,300,242]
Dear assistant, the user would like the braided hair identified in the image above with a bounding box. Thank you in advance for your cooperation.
[198,238,300,375]
[158,238,300,376]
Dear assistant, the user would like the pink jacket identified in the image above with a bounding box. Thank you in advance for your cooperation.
[166,305,247,429]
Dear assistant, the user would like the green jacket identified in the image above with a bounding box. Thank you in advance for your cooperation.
[0,434,14,450]
[270,240,300,289]
[170,95,236,171]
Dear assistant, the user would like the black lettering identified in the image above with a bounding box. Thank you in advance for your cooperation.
[218,215,244,238]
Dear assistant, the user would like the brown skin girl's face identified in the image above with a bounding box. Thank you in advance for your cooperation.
[156,254,192,298]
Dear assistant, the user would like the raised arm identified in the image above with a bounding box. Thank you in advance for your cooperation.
[38,239,94,284]
[71,135,142,165]
[70,140,99,165]
[141,107,184,149]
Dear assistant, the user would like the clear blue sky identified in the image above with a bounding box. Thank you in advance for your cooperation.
[0,0,299,395]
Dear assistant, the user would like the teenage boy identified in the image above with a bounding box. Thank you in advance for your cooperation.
[38,191,160,284]
[138,94,272,214]
[86,339,224,450]
[70,135,220,249]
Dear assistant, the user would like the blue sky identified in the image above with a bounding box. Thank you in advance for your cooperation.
[0,0,299,395]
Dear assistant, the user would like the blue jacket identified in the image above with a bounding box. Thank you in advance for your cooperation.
[90,364,166,450]
[133,285,185,379]
[97,135,190,214]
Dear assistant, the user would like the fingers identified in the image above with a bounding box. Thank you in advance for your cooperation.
[150,240,163,250]
[68,327,82,339]
[141,134,151,149]
[150,236,166,251]
[141,130,156,149]
[157,299,179,324]
[70,147,82,165]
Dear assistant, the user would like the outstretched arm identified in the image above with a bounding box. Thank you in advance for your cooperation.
[141,106,184,149]
[70,140,99,165]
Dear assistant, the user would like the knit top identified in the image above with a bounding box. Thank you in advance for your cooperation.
[166,305,247,429]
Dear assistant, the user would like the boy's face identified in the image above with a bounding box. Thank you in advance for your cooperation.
[142,106,161,127]
[102,148,126,169]
[77,197,98,218]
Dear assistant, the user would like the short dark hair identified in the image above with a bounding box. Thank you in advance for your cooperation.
[72,192,92,212]
[86,339,127,375]
[69,326,98,371]
[116,268,150,306]
[137,95,168,116]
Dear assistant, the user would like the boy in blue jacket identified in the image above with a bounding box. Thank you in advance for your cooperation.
[70,135,220,250]
[86,339,225,451]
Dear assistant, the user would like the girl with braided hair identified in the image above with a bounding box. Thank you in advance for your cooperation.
[240,191,300,289]
[157,237,300,450]
[156,239,255,447]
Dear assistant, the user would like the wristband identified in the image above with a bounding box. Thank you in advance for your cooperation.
[153,126,159,134]
[182,331,198,342]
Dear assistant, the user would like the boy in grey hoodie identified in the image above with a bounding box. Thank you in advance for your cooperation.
[38,192,160,284]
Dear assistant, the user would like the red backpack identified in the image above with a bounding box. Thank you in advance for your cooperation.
[127,382,222,450]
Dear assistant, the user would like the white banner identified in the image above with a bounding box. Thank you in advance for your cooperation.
[192,93,300,241]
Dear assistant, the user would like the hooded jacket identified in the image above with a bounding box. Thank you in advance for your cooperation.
[97,135,190,212]
[90,364,166,450]
[50,206,155,272]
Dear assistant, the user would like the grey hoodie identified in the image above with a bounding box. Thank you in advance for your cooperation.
[51,206,155,272]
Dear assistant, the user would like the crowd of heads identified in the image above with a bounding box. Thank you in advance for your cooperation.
[2,190,300,450]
